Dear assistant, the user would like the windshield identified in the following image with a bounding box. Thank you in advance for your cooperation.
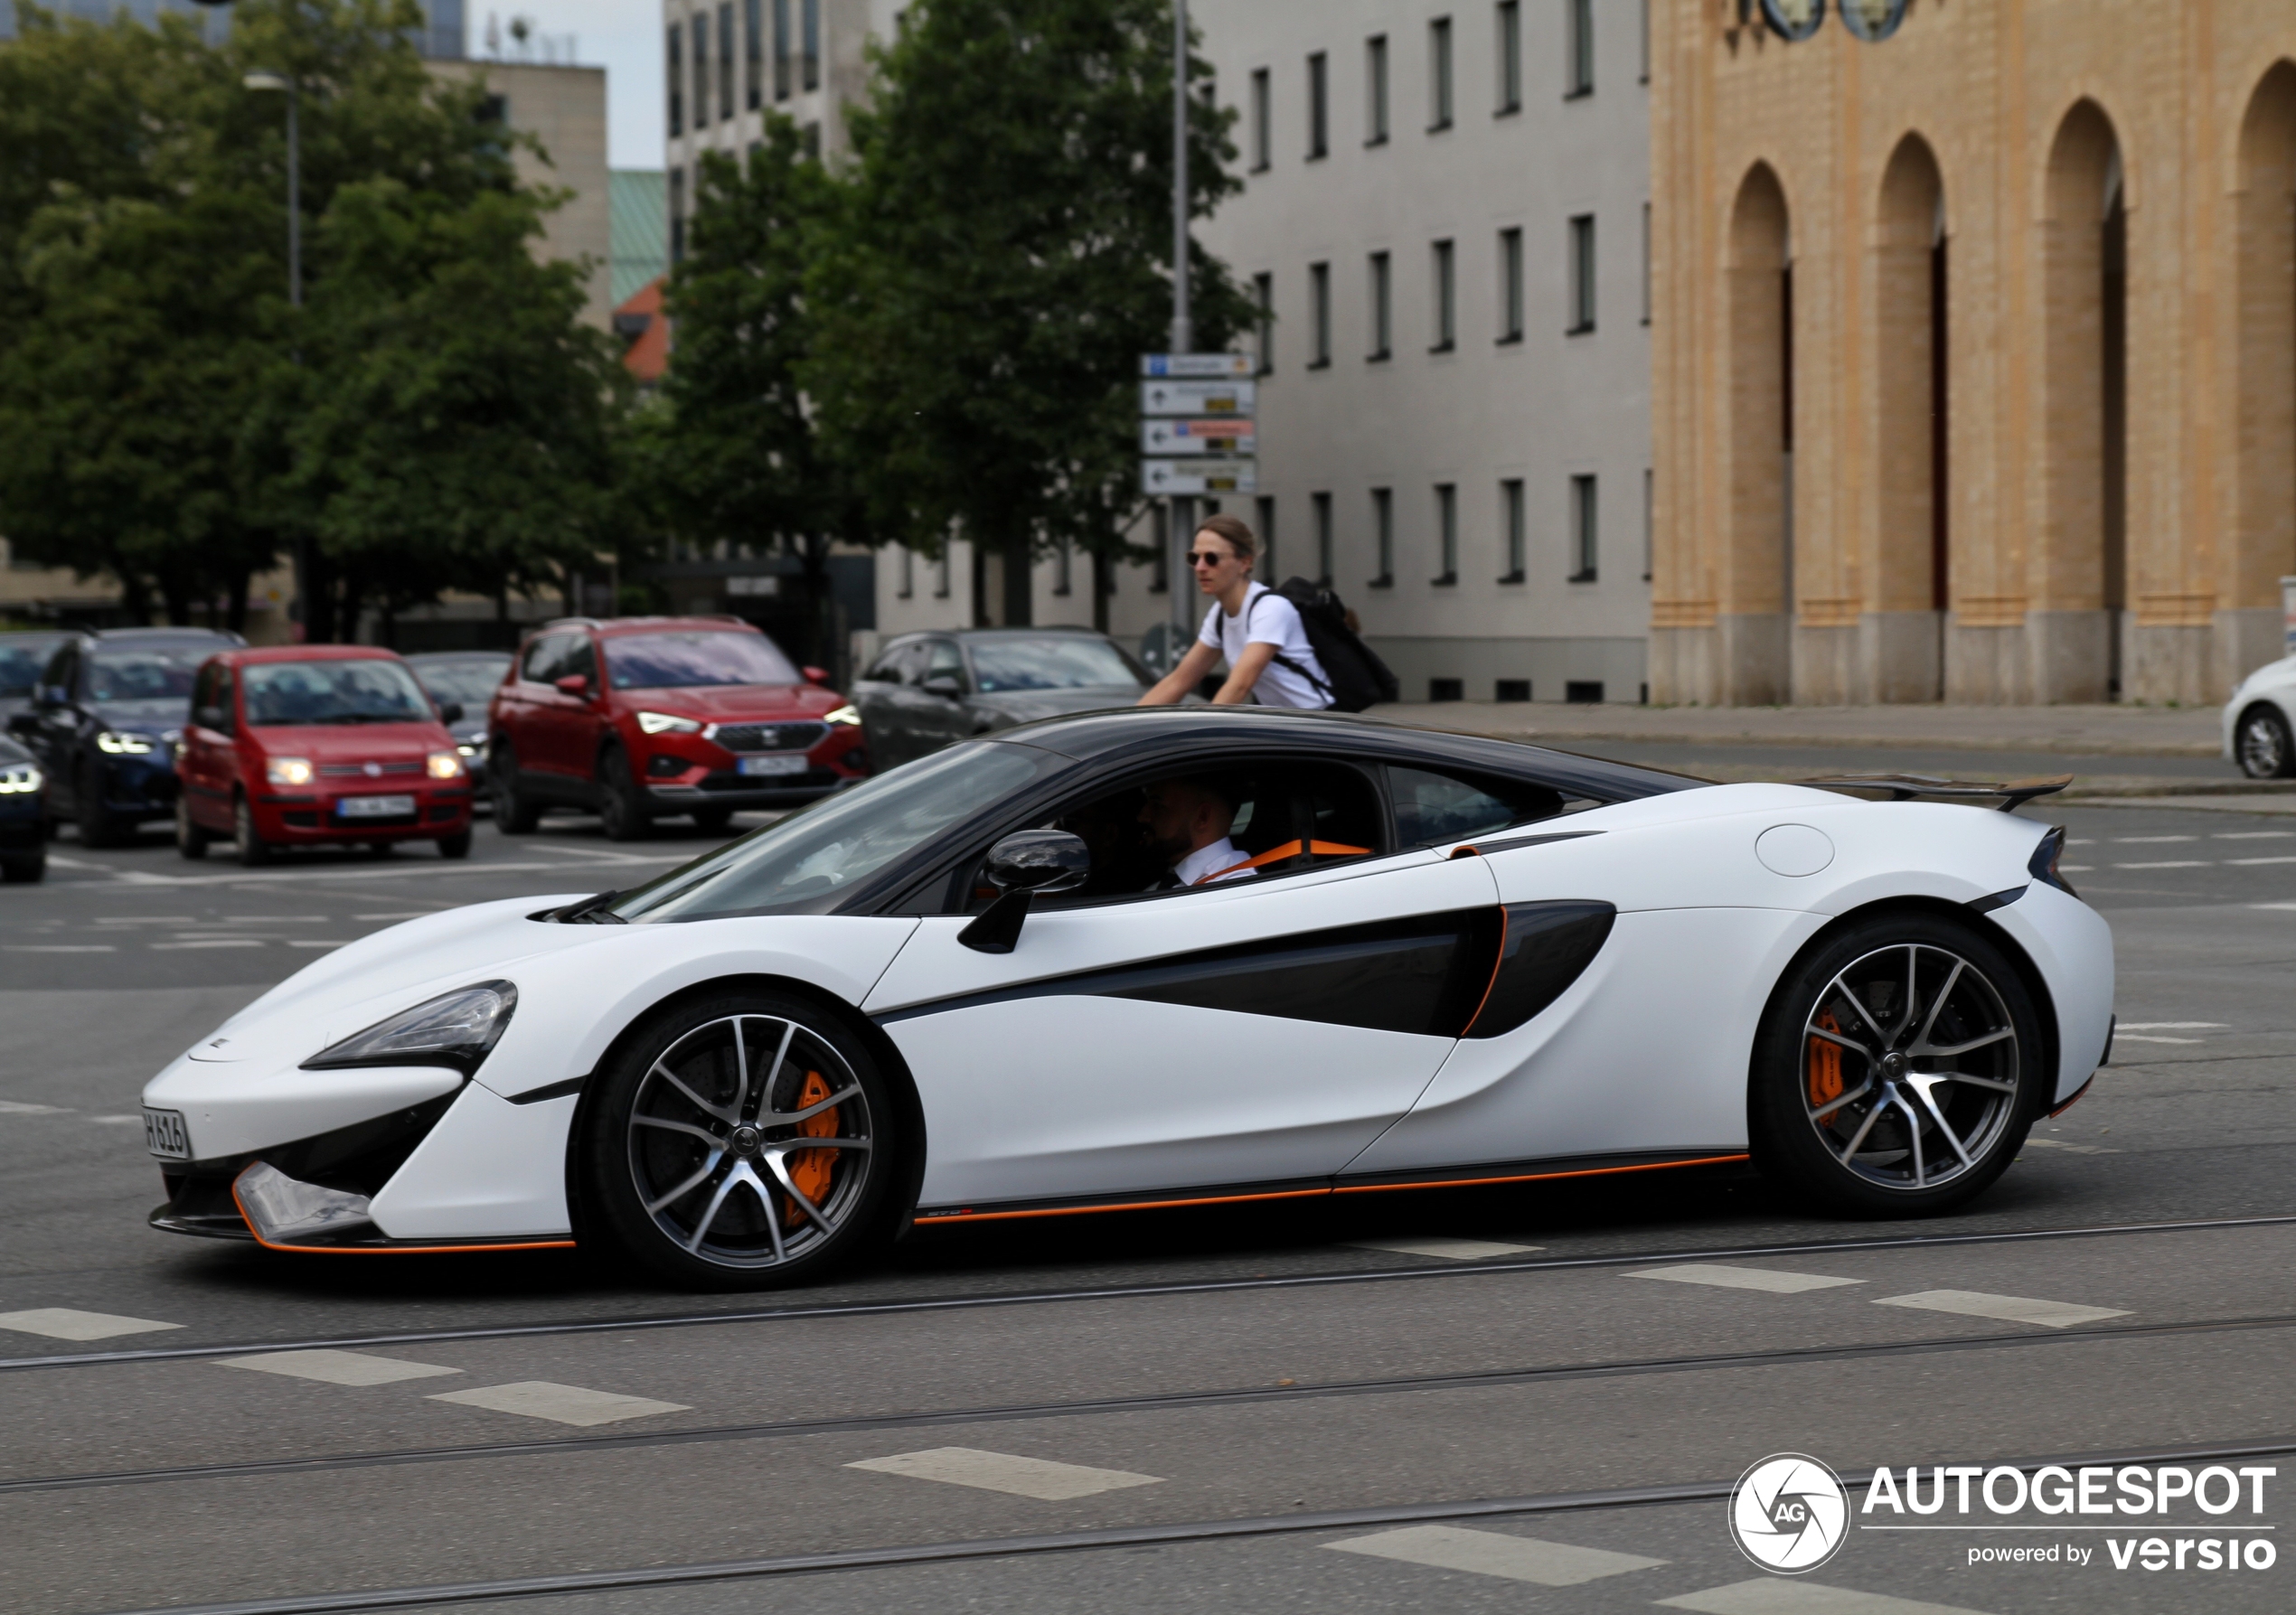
[612,742,1049,921]
[605,631,799,690]
[409,657,510,705]
[968,635,1146,694]
[242,659,436,727]
[0,637,62,698]
[87,650,202,703]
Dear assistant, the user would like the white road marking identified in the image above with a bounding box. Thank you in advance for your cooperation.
[2113,860,2208,869]
[75,858,685,888]
[2253,901,2296,910]
[1659,1579,1992,1614]
[2023,1137,2119,1155]
[2059,864,2094,872]
[2216,831,2296,839]
[0,1100,72,1114]
[84,1115,142,1125]
[1874,1290,2129,1329]
[1325,1524,1663,1584]
[150,940,266,950]
[353,911,435,920]
[287,941,354,949]
[223,915,331,923]
[0,1307,183,1341]
[1348,1237,1544,1261]
[1628,1263,1864,1294]
[3,945,118,953]
[426,1381,688,1426]
[221,1349,463,1386]
[2116,1034,2201,1044]
[2229,856,2296,866]
[89,915,197,924]
[2117,1022,2225,1028]
[845,1446,1162,1501]
[2113,835,2197,843]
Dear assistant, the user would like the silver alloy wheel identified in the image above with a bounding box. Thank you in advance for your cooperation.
[625,1013,874,1268]
[2239,709,2289,779]
[1801,943,2020,1193]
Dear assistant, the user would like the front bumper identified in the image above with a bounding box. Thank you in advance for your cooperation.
[94,754,178,821]
[250,785,474,840]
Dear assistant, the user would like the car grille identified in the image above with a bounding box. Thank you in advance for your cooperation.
[709,721,829,754]
[699,768,838,793]
[318,760,422,777]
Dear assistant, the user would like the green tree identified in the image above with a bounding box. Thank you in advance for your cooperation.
[804,0,1254,628]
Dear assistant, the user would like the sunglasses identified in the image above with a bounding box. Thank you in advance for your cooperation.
[1188,550,1235,568]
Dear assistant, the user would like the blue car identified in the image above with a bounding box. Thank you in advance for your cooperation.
[0,733,43,881]
[7,627,241,847]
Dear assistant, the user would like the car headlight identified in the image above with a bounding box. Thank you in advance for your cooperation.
[301,981,518,1075]
[267,757,315,787]
[0,763,41,794]
[636,711,701,735]
[824,703,861,726]
[96,730,155,756]
[456,742,479,757]
[427,749,464,780]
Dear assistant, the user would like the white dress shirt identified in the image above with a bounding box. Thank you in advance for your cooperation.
[1171,837,1253,887]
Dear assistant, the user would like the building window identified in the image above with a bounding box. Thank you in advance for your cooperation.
[1306,52,1328,159]
[897,546,914,599]
[1568,213,1596,333]
[1496,2,1520,114]
[1313,491,1333,583]
[1368,251,1391,361]
[1499,227,1523,343]
[1433,484,1457,583]
[719,4,736,126]
[1250,271,1274,375]
[1256,495,1277,578]
[1642,201,1651,324]
[1431,239,1455,352]
[1496,678,1530,701]
[1567,0,1594,98]
[1429,677,1464,701]
[1054,536,1073,596]
[1371,487,1394,586]
[1249,68,1270,170]
[1366,34,1388,145]
[1570,474,1598,580]
[1309,261,1331,368]
[774,0,791,99]
[934,548,951,598]
[1428,16,1453,131]
[669,166,686,261]
[802,120,820,159]
[1643,467,1655,580]
[1640,0,1651,84]
[693,9,710,127]
[745,0,762,108]
[1501,477,1526,580]
[803,0,820,91]
[667,23,683,136]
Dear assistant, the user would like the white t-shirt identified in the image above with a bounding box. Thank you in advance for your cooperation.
[1200,583,1332,709]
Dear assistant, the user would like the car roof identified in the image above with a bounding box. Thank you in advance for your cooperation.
[403,650,511,663]
[890,626,1106,641]
[982,705,1703,801]
[531,616,764,638]
[217,645,409,665]
[82,627,242,650]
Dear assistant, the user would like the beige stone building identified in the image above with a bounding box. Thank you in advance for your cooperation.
[1649,0,2296,705]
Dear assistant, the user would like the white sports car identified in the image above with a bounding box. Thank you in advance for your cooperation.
[139,709,2114,1290]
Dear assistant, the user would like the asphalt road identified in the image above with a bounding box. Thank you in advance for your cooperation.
[3,796,2293,1615]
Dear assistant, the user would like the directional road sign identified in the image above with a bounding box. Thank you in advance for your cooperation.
[1142,458,1258,496]
[1142,352,1255,379]
[1141,418,1256,455]
[1140,379,1256,417]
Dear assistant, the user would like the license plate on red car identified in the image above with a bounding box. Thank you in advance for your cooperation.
[336,794,416,819]
[737,756,806,777]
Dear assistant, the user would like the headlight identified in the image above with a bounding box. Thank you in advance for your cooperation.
[96,730,155,756]
[636,711,701,735]
[427,750,464,780]
[0,763,41,794]
[302,981,518,1075]
[824,703,861,726]
[267,757,315,787]
[456,742,479,756]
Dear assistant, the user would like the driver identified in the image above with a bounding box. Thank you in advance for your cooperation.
[1139,775,1255,889]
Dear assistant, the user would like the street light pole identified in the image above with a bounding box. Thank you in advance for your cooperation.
[1169,0,1193,655]
[243,70,307,637]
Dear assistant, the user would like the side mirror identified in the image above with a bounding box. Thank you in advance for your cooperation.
[552,673,589,699]
[193,705,227,732]
[920,674,963,700]
[802,665,832,687]
[958,830,1091,953]
[436,700,465,726]
[39,684,67,707]
[5,713,37,739]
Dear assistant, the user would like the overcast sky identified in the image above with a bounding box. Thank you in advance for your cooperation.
[470,2,663,170]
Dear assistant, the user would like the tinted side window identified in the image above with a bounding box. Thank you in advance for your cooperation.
[925,640,965,685]
[1388,765,1559,847]
[520,634,565,683]
[44,645,76,697]
[861,643,910,682]
[560,635,598,686]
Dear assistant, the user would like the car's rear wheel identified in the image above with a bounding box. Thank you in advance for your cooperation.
[175,795,210,861]
[232,794,272,867]
[75,763,121,849]
[595,741,649,841]
[1750,912,2041,1217]
[491,741,539,833]
[581,991,898,1290]
[2236,704,2296,779]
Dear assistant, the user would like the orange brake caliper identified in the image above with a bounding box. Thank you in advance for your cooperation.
[784,1070,839,1226]
[1808,1010,1844,1109]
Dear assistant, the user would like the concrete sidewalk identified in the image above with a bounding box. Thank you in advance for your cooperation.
[1370,700,2225,757]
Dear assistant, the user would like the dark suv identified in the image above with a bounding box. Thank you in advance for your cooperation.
[6,626,242,846]
[487,616,867,840]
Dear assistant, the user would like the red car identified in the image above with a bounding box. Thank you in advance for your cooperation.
[174,646,475,866]
[486,616,867,840]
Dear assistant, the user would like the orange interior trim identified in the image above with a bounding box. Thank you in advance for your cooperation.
[1198,839,1372,885]
[231,1180,577,1255]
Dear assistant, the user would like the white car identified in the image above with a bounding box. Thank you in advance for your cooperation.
[139,709,2114,1290]
[2225,654,2296,778]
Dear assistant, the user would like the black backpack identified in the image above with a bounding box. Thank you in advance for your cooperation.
[1241,578,1400,712]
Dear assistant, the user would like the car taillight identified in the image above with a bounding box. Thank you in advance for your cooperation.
[2028,825,2077,898]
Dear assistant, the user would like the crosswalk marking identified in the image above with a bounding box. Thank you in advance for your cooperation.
[0,1307,183,1341]
[426,1381,687,1426]
[1659,1577,1993,1614]
[846,1446,1162,1500]
[0,1100,72,1115]
[220,1349,462,1386]
[2021,1137,2119,1155]
[2113,859,2207,869]
[1326,1524,1662,1584]
[1873,1289,2128,1329]
[1628,1263,1864,1294]
[1349,1237,1544,1261]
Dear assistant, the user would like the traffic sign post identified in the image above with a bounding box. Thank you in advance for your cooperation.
[1139,378,1256,417]
[1140,352,1258,658]
[1142,352,1253,379]
[1142,459,1258,496]
[1142,418,1256,455]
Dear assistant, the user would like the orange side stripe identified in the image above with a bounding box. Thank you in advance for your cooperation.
[1458,905,1509,1037]
[1332,1153,1752,1196]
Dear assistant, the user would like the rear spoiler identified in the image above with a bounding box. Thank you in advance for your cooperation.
[1794,773,2074,812]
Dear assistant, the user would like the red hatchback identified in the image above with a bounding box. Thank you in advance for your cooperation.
[174,647,475,866]
[487,616,867,840]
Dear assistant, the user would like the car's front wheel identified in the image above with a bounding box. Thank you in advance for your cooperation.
[580,991,899,1290]
[175,795,210,861]
[232,794,272,867]
[595,741,649,841]
[491,741,539,833]
[0,851,42,884]
[1750,912,2042,1217]
[2236,704,2296,779]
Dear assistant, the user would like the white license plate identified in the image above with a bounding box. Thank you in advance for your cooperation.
[143,1108,191,1160]
[737,755,807,777]
[337,793,416,819]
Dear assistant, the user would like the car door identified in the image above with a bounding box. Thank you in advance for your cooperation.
[912,638,973,756]
[33,644,80,814]
[864,849,1501,1211]
[853,643,922,769]
[178,663,234,831]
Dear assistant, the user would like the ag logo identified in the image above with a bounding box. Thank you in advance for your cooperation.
[1728,1452,1849,1573]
